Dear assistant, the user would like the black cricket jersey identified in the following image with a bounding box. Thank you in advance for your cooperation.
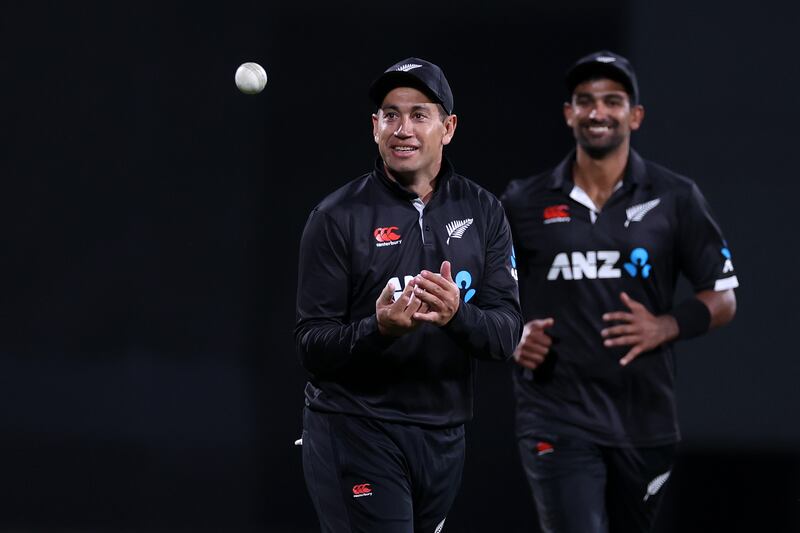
[295,157,522,428]
[502,149,739,446]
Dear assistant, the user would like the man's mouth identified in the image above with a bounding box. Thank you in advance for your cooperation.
[392,146,419,154]
[582,122,616,137]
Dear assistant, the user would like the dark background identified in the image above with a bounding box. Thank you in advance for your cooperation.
[1,1,798,531]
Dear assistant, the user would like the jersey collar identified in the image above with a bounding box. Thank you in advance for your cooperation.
[548,148,651,193]
[372,155,455,201]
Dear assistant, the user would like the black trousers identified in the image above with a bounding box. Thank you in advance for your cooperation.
[302,408,465,533]
[518,430,675,533]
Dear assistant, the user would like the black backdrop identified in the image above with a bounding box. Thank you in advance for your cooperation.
[2,1,799,532]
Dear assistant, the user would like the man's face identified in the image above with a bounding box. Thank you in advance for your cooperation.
[563,78,644,159]
[372,87,457,179]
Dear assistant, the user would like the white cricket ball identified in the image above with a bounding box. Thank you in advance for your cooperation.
[235,62,267,94]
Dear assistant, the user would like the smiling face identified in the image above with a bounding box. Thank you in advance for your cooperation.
[371,87,457,182]
[564,78,644,159]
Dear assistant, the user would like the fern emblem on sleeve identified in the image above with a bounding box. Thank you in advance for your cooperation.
[446,218,474,245]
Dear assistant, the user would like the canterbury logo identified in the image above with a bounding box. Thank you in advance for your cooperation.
[352,483,373,498]
[624,198,661,227]
[374,226,401,242]
[395,63,422,72]
[374,226,402,247]
[536,441,554,456]
[445,218,473,245]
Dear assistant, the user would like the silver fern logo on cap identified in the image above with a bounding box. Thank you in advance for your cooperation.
[445,218,474,245]
[624,198,661,227]
[395,63,422,72]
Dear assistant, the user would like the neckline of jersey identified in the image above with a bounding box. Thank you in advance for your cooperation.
[547,148,650,193]
[371,156,455,203]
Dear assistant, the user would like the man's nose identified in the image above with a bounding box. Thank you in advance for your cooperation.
[589,103,608,120]
[394,116,413,137]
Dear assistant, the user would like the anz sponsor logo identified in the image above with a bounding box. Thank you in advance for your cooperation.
[389,275,416,300]
[548,251,621,280]
[624,248,652,278]
[547,248,652,281]
[510,245,518,281]
[455,270,476,303]
[388,270,476,302]
[721,247,734,273]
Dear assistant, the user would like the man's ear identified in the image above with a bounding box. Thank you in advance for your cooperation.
[441,114,458,146]
[629,104,645,131]
[372,113,379,143]
[563,102,575,127]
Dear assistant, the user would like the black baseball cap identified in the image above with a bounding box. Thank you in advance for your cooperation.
[369,57,454,115]
[565,50,639,104]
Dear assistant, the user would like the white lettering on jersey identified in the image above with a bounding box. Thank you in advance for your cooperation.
[571,251,596,279]
[597,251,622,278]
[723,258,734,273]
[547,251,622,280]
[547,253,573,280]
[387,275,415,300]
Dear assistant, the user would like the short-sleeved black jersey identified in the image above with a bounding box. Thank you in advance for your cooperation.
[502,150,739,446]
[295,157,522,428]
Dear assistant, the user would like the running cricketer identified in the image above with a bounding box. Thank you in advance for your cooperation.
[501,50,738,533]
[295,57,522,533]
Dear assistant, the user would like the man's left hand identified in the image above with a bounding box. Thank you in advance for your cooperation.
[411,260,461,326]
[601,292,679,366]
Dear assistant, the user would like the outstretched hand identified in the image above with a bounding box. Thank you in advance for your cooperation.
[601,292,678,366]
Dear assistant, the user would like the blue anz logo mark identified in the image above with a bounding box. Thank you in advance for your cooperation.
[455,270,476,303]
[510,246,518,281]
[624,248,652,279]
[721,247,734,273]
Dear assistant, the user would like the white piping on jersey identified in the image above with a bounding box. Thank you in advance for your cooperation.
[569,182,623,224]
[714,276,739,291]
[412,198,426,244]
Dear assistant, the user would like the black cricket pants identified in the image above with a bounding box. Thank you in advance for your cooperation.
[518,430,675,533]
[302,408,465,533]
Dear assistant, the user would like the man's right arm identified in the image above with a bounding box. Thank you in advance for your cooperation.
[294,209,394,375]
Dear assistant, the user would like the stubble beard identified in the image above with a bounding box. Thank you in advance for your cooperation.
[576,122,626,160]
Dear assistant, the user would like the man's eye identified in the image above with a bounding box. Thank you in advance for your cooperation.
[413,113,428,120]
[384,112,398,119]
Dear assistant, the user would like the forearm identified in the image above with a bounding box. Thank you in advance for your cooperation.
[443,301,523,361]
[696,288,737,329]
[295,314,393,374]
[667,289,736,341]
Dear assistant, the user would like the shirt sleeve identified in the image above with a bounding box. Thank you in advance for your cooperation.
[676,182,739,292]
[443,199,523,361]
[294,208,394,375]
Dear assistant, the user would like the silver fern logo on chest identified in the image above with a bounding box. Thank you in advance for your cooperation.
[624,198,661,227]
[445,218,474,245]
